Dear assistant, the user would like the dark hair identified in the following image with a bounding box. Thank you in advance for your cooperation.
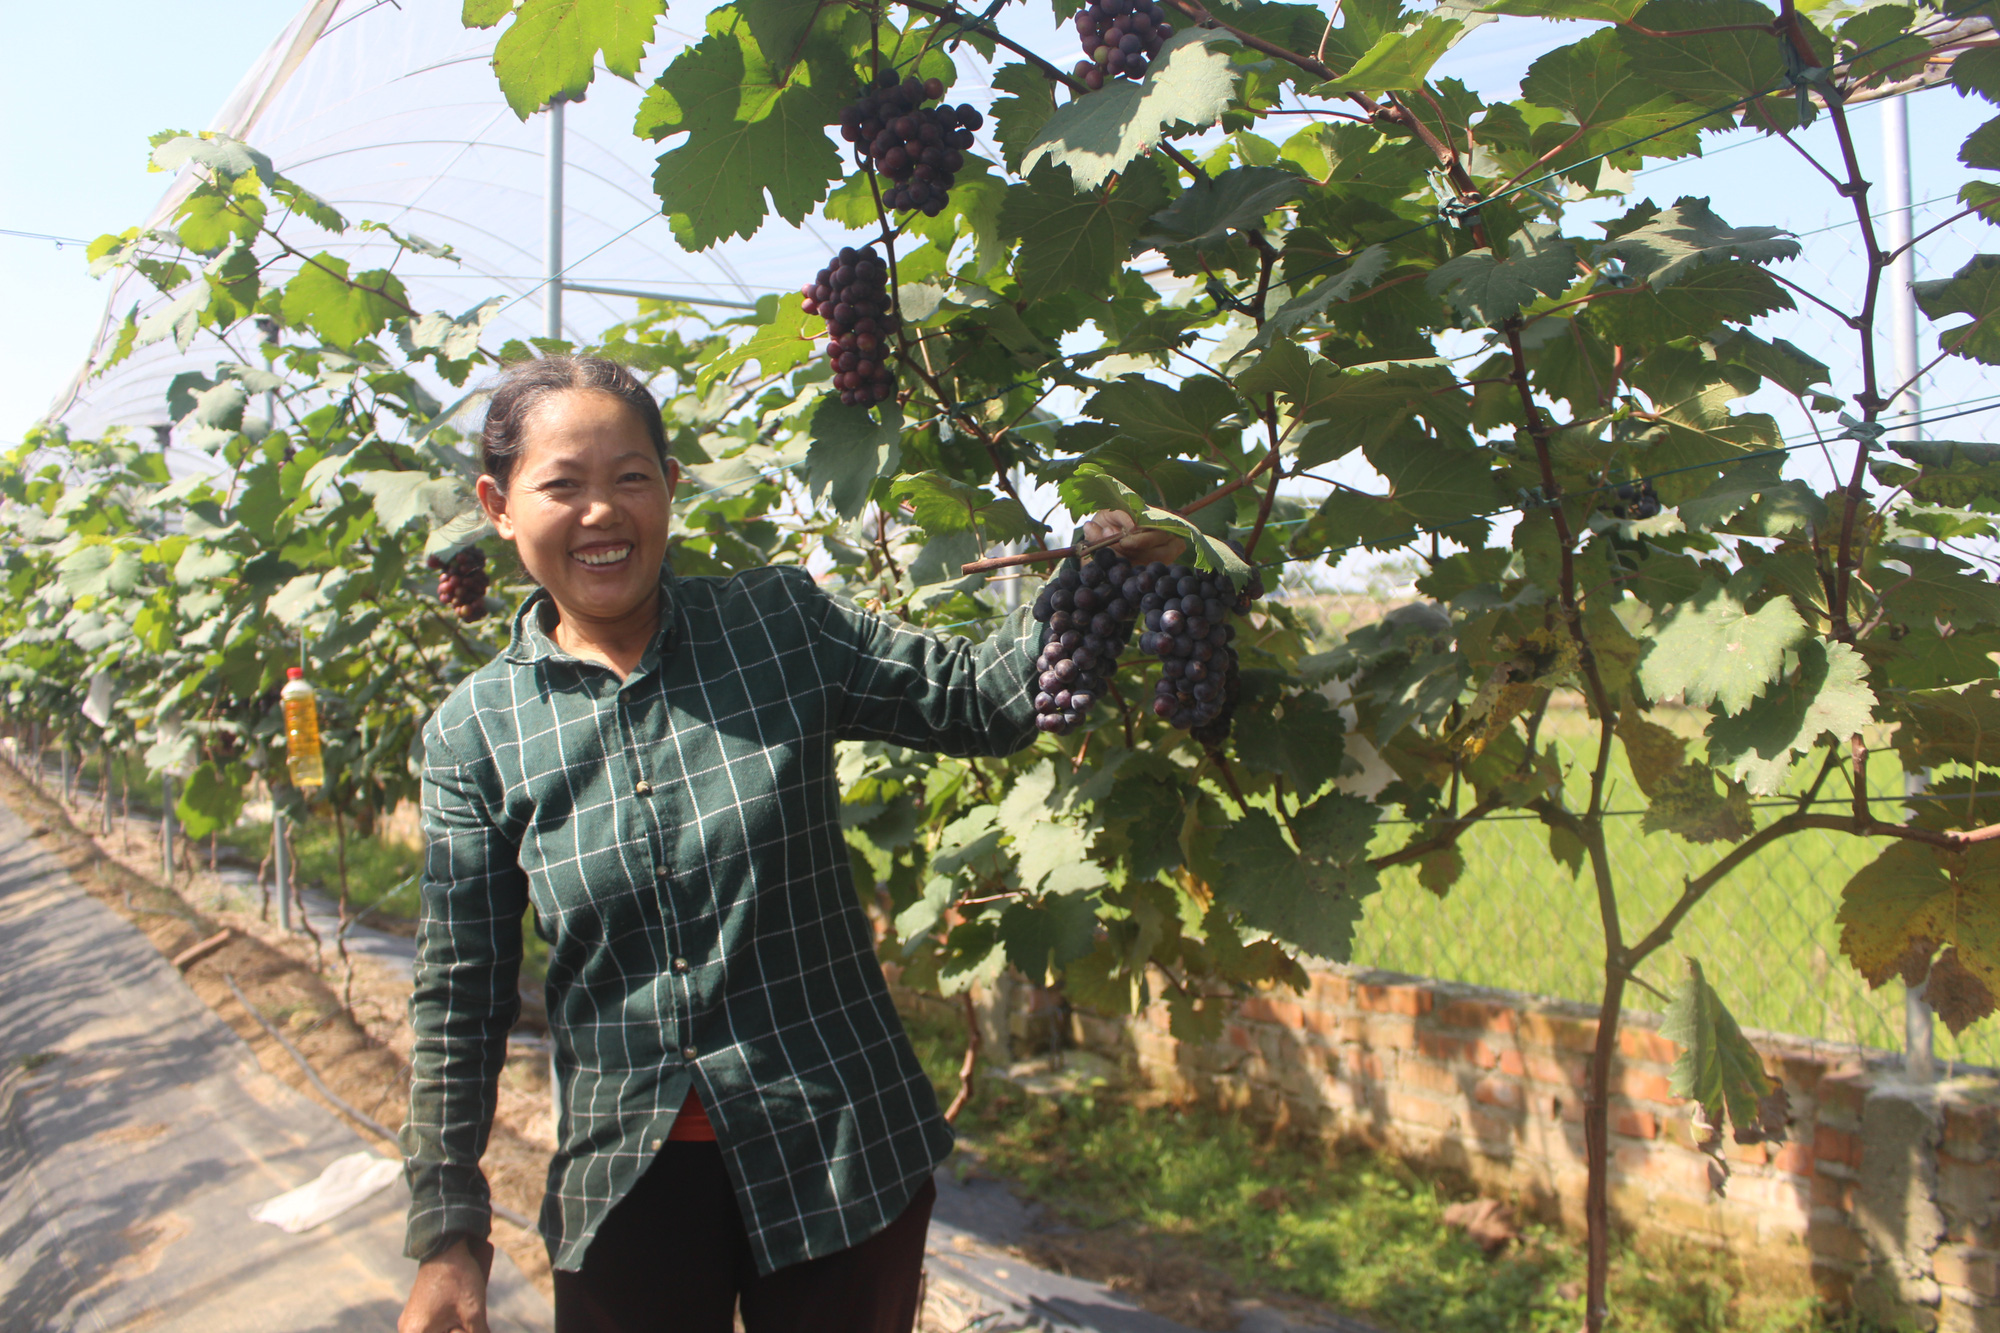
[479,354,670,489]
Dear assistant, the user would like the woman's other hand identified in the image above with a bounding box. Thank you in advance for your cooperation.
[399,1235,494,1333]
[1083,509,1186,567]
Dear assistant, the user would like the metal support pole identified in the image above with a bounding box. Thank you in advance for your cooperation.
[275,808,293,933]
[545,98,566,343]
[1886,94,1936,1079]
[161,774,175,886]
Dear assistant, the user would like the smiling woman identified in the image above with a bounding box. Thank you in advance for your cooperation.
[472,357,681,679]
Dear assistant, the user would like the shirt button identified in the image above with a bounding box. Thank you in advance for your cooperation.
[634,780,653,796]
[655,864,670,880]
[682,1046,698,1061]
[673,957,690,973]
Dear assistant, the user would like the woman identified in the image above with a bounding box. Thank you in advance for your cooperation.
[396,355,1173,1333]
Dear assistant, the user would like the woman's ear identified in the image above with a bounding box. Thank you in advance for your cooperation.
[665,458,681,508]
[475,474,514,540]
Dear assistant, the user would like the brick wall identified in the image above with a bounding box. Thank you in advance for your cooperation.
[915,964,2000,1325]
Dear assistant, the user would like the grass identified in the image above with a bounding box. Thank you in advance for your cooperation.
[1348,704,2000,1069]
[904,1005,1880,1333]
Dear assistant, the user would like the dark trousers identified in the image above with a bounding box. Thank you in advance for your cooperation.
[552,1142,935,1333]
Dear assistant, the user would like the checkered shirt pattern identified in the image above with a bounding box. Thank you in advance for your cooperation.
[401,564,1042,1274]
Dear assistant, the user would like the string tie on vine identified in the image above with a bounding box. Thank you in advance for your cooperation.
[1517,485,1562,511]
[1835,413,1888,449]
[1777,37,1834,126]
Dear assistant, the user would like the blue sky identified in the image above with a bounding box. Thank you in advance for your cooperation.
[0,2,281,442]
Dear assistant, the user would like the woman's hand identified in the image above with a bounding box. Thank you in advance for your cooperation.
[399,1235,493,1333]
[1083,509,1186,567]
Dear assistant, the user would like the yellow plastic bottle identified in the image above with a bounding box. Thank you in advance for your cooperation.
[281,667,325,789]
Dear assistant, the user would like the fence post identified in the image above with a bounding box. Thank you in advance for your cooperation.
[274,808,292,933]
[160,774,175,886]
[1906,982,1936,1081]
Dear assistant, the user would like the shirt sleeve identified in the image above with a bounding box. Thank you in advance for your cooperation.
[810,575,1046,755]
[401,713,527,1262]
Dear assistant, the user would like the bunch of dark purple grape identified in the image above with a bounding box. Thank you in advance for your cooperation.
[1072,0,1174,88]
[428,547,490,622]
[1030,550,1141,734]
[837,71,982,218]
[1608,479,1661,520]
[802,245,898,407]
[1139,562,1243,731]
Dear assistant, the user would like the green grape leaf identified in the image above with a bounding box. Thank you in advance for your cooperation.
[1617,0,1790,116]
[1136,165,1305,252]
[1211,796,1380,960]
[639,20,844,250]
[280,255,409,349]
[1236,340,1454,463]
[1620,710,1757,844]
[1952,45,2000,105]
[1914,254,2000,366]
[1868,544,2000,631]
[1637,575,1808,713]
[1081,374,1243,460]
[1713,328,1829,396]
[1012,819,1105,898]
[1317,14,1471,96]
[1483,0,1644,19]
[1660,957,1778,1143]
[1230,690,1348,797]
[891,473,1039,543]
[1706,639,1876,793]
[999,893,1103,983]
[150,133,275,183]
[1249,244,1394,351]
[175,760,246,840]
[1896,683,2000,773]
[490,0,666,118]
[463,0,514,26]
[991,61,1058,175]
[697,292,816,392]
[1962,115,2000,172]
[806,402,901,520]
[999,163,1142,303]
[1598,197,1800,290]
[1426,223,1578,325]
[175,188,265,255]
[57,546,144,601]
[1022,30,1240,190]
[350,471,467,534]
[1838,841,2000,1035]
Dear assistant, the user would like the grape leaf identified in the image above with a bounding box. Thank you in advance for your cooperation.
[991,61,1057,175]
[463,0,514,27]
[350,471,467,534]
[697,292,816,392]
[1867,544,2000,631]
[149,133,275,183]
[1081,374,1243,460]
[1230,690,1348,797]
[1426,223,1578,326]
[1838,841,2000,1034]
[1317,14,1471,96]
[1660,957,1777,1143]
[1706,639,1876,793]
[1637,575,1807,713]
[1248,244,1394,351]
[1617,0,1791,117]
[175,760,245,839]
[1963,116,2000,172]
[1000,163,1154,303]
[639,22,844,250]
[1483,0,1645,19]
[1598,197,1800,291]
[806,402,901,521]
[1136,165,1306,252]
[1893,683,2000,772]
[1211,796,1379,960]
[1236,340,1454,463]
[1914,254,2000,365]
[1022,30,1240,190]
[280,255,409,350]
[1000,894,1104,983]
[891,473,1039,543]
[57,546,144,600]
[491,0,666,118]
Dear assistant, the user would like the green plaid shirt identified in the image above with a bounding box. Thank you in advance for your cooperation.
[402,564,1041,1273]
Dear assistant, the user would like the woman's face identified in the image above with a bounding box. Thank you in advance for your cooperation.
[476,389,678,635]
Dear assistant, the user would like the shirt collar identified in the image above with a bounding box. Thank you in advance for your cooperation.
[504,560,680,669]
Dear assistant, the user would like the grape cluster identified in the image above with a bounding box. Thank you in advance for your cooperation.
[1608,479,1661,521]
[1139,563,1244,731]
[838,72,982,218]
[428,547,490,622]
[803,245,899,407]
[1029,550,1141,734]
[1072,0,1174,88]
